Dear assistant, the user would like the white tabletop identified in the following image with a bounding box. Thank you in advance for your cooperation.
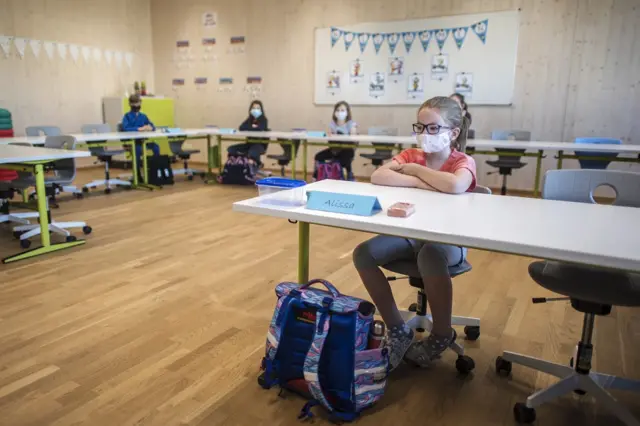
[0,144,90,164]
[233,180,640,273]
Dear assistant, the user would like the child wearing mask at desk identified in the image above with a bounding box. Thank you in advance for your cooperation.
[227,100,269,165]
[121,94,160,163]
[352,96,475,371]
[314,101,358,180]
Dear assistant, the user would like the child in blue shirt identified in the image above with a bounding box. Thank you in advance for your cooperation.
[121,94,160,163]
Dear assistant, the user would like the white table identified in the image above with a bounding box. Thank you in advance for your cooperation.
[0,144,90,263]
[233,180,640,282]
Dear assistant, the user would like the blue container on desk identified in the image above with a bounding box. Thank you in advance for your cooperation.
[256,177,307,206]
[575,137,621,169]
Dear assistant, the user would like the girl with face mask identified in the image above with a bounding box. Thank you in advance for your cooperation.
[352,97,476,371]
[313,101,358,180]
[228,100,270,165]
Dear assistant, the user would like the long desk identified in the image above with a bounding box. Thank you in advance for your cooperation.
[0,144,90,263]
[233,180,640,283]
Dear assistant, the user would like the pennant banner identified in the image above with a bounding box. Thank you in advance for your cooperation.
[418,30,432,52]
[452,26,468,49]
[124,52,133,69]
[402,32,415,53]
[471,19,488,44]
[29,39,41,58]
[357,33,370,54]
[386,32,400,54]
[434,29,450,51]
[43,41,55,60]
[372,33,385,54]
[57,43,68,60]
[68,44,79,63]
[92,47,102,62]
[104,49,113,65]
[81,45,92,62]
[343,31,355,51]
[114,51,122,68]
[330,27,342,48]
[13,37,27,58]
[0,35,12,58]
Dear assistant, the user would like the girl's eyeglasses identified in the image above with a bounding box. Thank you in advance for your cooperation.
[412,123,451,135]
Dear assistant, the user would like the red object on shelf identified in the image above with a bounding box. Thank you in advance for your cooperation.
[0,129,14,138]
[0,128,19,181]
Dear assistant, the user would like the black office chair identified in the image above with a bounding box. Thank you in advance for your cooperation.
[267,139,301,176]
[360,127,397,168]
[486,130,531,195]
[168,139,204,181]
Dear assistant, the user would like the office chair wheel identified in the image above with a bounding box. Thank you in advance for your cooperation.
[20,239,31,249]
[188,175,194,181]
[455,355,475,375]
[74,193,83,199]
[104,188,112,194]
[66,235,77,242]
[408,303,418,312]
[82,187,89,193]
[495,356,512,376]
[464,326,480,341]
[82,226,92,235]
[513,403,536,424]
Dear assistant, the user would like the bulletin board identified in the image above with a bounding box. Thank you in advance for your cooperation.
[314,10,520,106]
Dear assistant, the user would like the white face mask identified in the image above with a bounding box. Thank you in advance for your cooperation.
[335,111,347,121]
[416,131,451,153]
[250,108,262,118]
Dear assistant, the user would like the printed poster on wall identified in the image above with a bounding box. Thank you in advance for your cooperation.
[455,72,473,97]
[202,11,217,28]
[326,70,341,96]
[388,57,404,83]
[349,59,364,84]
[407,73,424,100]
[431,54,448,80]
[369,72,385,98]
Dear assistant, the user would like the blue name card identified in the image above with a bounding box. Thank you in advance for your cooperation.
[218,128,237,134]
[306,191,382,216]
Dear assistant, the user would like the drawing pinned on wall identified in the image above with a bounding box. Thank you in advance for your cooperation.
[388,57,404,83]
[471,19,488,44]
[326,70,341,96]
[372,33,385,54]
[202,11,217,28]
[431,54,448,80]
[13,37,27,58]
[349,59,364,84]
[43,41,55,60]
[81,46,92,63]
[357,33,370,53]
[434,29,450,51]
[386,33,400,55]
[418,30,432,52]
[407,73,424,100]
[218,77,234,92]
[202,37,216,52]
[57,43,68,61]
[171,78,185,92]
[245,77,263,99]
[229,36,246,54]
[0,36,11,58]
[402,32,415,53]
[343,31,355,51]
[369,72,385,98]
[455,72,473,97]
[194,77,208,91]
[103,49,112,65]
[452,26,469,49]
[29,39,42,58]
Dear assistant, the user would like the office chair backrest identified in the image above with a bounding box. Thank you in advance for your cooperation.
[473,185,492,195]
[44,135,77,183]
[168,139,186,155]
[81,124,111,156]
[25,126,61,137]
[491,129,531,162]
[574,137,622,170]
[542,169,640,208]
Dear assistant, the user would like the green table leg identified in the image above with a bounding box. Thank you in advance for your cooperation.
[3,164,85,264]
[534,150,543,198]
[142,140,149,184]
[291,141,297,179]
[217,135,223,171]
[130,141,139,187]
[303,139,308,181]
[298,222,310,283]
[557,151,564,169]
[206,135,213,175]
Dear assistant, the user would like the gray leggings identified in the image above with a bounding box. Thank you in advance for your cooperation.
[353,235,466,277]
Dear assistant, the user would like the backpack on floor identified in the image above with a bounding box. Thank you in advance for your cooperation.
[315,161,344,181]
[217,155,257,185]
[258,279,388,423]
[147,155,174,186]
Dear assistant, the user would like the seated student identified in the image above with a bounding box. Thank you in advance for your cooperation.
[228,100,269,165]
[121,94,160,163]
[314,101,357,180]
[449,92,472,126]
[352,96,475,371]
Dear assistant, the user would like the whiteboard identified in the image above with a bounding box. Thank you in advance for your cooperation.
[314,10,520,106]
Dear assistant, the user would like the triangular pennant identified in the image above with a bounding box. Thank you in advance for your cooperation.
[81,45,92,62]
[114,51,122,68]
[92,47,102,62]
[357,33,370,53]
[57,43,68,60]
[434,29,450,51]
[124,52,133,68]
[13,37,27,58]
[418,30,432,52]
[386,32,400,54]
[104,49,113,65]
[402,32,415,53]
[29,39,41,58]
[372,33,385,54]
[0,35,12,58]
[43,41,55,60]
[330,27,342,48]
[471,19,488,44]
[343,31,355,51]
[68,44,80,63]
[452,27,468,49]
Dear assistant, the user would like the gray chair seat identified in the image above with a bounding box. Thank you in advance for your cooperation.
[384,259,472,287]
[529,261,640,307]
[178,149,200,158]
[361,152,393,161]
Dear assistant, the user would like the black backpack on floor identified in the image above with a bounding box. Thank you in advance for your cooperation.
[217,155,257,185]
[147,155,174,186]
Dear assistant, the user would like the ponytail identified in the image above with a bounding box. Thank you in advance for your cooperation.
[454,116,470,153]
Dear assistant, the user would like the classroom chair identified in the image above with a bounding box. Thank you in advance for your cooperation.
[486,130,531,195]
[80,124,131,194]
[0,180,39,227]
[360,127,397,168]
[168,139,205,181]
[14,136,91,248]
[25,125,61,137]
[496,169,640,425]
[574,137,622,170]
[268,138,302,177]
[383,185,492,375]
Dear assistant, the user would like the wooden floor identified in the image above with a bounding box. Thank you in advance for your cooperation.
[0,170,638,426]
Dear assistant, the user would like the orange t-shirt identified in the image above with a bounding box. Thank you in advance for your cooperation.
[393,149,477,192]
